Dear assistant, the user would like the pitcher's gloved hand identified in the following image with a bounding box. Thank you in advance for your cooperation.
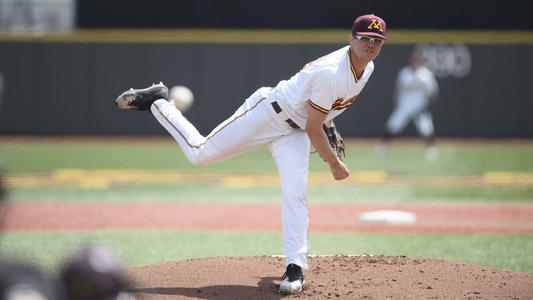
[323,124,345,161]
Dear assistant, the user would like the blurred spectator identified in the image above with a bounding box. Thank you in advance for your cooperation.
[1,168,131,300]
[0,243,132,300]
[0,257,58,300]
[376,51,440,161]
[1,172,58,299]
[0,0,75,34]
[57,244,132,300]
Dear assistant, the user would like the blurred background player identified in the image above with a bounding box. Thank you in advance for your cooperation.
[376,51,439,161]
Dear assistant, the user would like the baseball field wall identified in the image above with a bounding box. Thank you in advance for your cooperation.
[76,0,532,30]
[0,32,532,137]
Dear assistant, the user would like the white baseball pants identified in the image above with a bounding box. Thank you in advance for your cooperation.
[150,88,311,269]
[386,98,434,137]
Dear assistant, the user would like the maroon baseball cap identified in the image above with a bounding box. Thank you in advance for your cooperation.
[352,14,387,40]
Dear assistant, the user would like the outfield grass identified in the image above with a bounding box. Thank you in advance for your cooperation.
[2,139,533,174]
[0,138,532,274]
[6,184,533,203]
[2,139,533,203]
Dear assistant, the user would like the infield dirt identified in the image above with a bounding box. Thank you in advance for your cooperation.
[128,255,533,299]
[4,202,533,299]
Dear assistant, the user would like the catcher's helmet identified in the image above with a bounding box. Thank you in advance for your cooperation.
[58,244,130,300]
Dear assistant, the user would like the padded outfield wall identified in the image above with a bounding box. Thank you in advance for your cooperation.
[0,30,532,137]
[76,0,532,30]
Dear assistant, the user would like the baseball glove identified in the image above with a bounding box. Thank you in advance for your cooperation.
[323,124,345,160]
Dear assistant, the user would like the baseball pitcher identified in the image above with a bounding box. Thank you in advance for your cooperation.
[115,14,387,294]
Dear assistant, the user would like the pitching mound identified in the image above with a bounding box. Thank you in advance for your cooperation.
[127,256,533,299]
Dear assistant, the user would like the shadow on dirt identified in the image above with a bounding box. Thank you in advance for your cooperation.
[129,277,290,300]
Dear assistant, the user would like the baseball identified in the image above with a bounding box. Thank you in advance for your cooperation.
[169,85,194,112]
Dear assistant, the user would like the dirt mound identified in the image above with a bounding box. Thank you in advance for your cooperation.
[127,255,533,299]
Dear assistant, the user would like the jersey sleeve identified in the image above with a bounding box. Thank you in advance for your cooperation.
[308,68,337,114]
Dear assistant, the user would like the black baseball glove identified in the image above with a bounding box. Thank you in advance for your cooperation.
[323,124,345,160]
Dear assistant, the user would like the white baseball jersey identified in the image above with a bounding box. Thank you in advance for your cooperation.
[273,45,374,127]
[150,45,377,270]
[396,65,438,107]
[387,65,438,136]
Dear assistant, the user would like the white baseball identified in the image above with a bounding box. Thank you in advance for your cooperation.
[169,85,194,112]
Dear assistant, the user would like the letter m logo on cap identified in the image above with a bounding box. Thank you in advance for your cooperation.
[367,19,384,32]
[352,14,387,39]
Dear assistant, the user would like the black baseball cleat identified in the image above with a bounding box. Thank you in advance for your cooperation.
[279,263,305,294]
[114,82,169,111]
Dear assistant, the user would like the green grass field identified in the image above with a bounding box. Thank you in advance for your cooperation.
[0,138,532,274]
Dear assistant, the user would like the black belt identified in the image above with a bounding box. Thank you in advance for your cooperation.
[271,101,300,129]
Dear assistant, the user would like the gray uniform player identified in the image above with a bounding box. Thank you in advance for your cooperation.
[377,52,439,161]
[115,14,387,294]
